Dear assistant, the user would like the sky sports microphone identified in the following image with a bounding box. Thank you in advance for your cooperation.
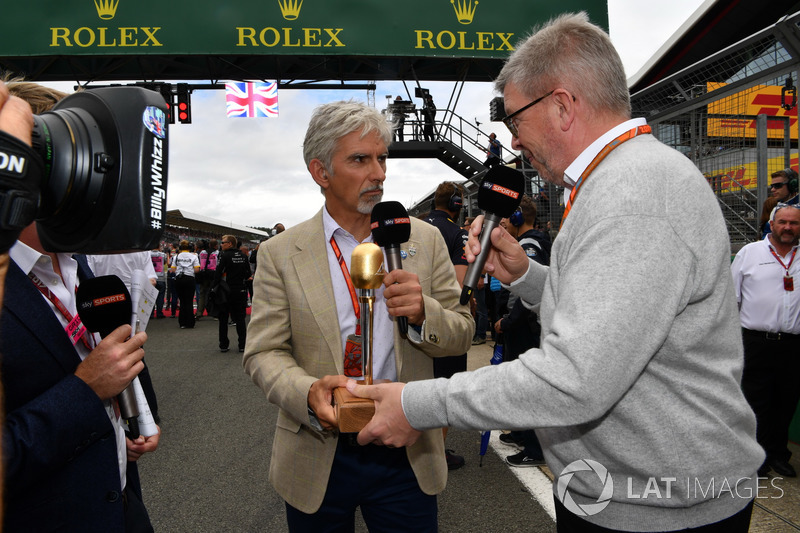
[460,166,526,305]
[371,201,411,339]
[76,275,140,438]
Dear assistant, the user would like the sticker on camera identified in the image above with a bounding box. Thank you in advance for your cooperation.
[142,107,167,139]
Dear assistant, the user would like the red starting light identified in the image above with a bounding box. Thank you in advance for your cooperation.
[177,84,192,124]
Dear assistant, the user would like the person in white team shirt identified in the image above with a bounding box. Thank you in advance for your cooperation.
[732,203,800,479]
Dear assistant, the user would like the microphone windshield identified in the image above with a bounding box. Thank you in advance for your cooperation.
[477,166,525,217]
[371,201,411,247]
[76,275,132,337]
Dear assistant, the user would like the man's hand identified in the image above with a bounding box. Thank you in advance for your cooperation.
[465,215,530,284]
[345,380,422,448]
[0,81,33,146]
[308,375,350,430]
[74,325,147,401]
[126,425,161,461]
[383,269,425,325]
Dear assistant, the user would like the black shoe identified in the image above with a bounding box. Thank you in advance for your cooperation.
[505,451,545,468]
[238,347,245,353]
[499,432,524,450]
[768,458,797,477]
[445,449,465,470]
[220,346,229,353]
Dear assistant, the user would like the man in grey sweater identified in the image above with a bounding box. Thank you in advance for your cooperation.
[348,12,764,533]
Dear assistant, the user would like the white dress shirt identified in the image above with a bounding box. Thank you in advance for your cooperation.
[322,207,397,382]
[731,236,800,334]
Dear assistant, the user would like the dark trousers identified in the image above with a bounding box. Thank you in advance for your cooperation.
[741,330,800,462]
[554,497,753,533]
[123,484,154,533]
[175,274,196,328]
[483,155,501,168]
[195,276,212,317]
[167,275,178,314]
[285,438,437,532]
[218,286,247,350]
[433,353,467,379]
[153,281,166,317]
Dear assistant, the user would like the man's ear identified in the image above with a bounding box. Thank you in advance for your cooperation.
[553,89,576,132]
[309,159,329,190]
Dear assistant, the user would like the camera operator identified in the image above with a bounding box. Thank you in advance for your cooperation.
[0,78,159,532]
[0,76,35,531]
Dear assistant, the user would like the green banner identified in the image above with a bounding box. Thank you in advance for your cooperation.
[1,0,608,59]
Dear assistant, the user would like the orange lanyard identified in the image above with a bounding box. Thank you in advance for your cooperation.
[560,124,652,228]
[329,236,361,335]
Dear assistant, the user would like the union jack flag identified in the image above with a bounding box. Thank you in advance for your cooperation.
[225,81,279,118]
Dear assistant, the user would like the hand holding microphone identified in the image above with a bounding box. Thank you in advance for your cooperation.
[370,201,411,338]
[460,166,526,305]
[76,275,145,438]
[465,214,532,284]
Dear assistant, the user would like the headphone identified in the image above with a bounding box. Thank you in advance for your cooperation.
[432,184,463,212]
[509,208,524,227]
[448,188,463,212]
[783,168,799,194]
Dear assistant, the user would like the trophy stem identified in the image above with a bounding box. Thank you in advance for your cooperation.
[359,289,374,385]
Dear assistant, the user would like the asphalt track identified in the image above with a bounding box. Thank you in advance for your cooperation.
[137,312,557,532]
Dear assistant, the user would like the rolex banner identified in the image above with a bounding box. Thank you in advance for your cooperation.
[0,0,608,59]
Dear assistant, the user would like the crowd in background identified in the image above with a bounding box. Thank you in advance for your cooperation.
[151,222,286,326]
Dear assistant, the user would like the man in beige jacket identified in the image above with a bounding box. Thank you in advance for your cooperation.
[243,100,473,531]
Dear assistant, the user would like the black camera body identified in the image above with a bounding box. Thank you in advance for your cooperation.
[31,87,168,253]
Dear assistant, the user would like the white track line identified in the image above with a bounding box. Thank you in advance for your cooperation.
[488,431,557,521]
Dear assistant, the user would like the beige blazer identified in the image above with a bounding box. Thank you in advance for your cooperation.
[244,209,474,513]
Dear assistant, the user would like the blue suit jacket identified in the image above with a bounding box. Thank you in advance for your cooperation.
[1,255,143,532]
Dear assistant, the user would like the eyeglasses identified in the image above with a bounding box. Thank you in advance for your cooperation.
[770,182,788,189]
[502,90,554,137]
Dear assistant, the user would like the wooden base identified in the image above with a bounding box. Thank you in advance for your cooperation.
[333,387,375,433]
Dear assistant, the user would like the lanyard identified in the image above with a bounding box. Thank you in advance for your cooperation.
[769,246,797,272]
[769,246,798,291]
[28,272,94,350]
[560,124,652,228]
[329,236,361,335]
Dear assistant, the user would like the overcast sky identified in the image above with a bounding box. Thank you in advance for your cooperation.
[47,0,709,231]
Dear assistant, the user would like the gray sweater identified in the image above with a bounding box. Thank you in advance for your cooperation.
[404,134,764,530]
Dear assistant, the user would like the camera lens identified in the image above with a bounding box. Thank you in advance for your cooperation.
[28,87,168,253]
[32,105,116,237]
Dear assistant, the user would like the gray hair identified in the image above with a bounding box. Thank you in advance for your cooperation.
[494,12,631,119]
[302,100,393,173]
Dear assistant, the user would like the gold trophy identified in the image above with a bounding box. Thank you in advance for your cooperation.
[334,243,383,432]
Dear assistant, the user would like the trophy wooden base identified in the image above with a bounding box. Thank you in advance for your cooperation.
[333,387,375,433]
